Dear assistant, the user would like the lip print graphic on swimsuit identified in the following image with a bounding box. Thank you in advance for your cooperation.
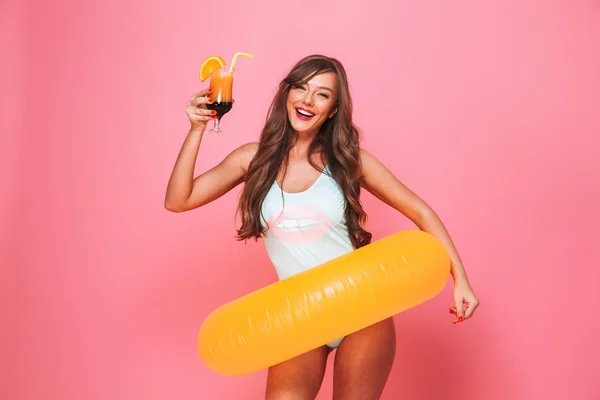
[267,203,333,244]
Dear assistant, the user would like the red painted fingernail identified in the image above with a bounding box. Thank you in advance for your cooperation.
[458,317,463,322]
[208,98,214,103]
[208,88,213,92]
[211,110,216,115]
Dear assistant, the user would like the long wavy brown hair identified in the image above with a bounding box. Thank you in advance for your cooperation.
[236,54,372,249]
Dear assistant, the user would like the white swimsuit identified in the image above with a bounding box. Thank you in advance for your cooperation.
[260,165,354,348]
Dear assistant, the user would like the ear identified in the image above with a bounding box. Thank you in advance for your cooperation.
[329,107,338,119]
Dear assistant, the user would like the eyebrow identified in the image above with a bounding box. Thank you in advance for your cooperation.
[298,82,335,93]
[316,86,334,93]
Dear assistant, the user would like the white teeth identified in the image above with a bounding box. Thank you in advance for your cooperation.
[280,220,298,229]
[298,218,317,226]
[297,109,315,117]
[276,218,321,231]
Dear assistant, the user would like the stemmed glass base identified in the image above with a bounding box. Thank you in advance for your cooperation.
[204,118,223,135]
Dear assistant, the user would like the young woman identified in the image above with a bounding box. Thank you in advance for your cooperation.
[166,54,479,400]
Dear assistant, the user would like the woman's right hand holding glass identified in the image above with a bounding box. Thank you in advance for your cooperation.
[186,88,216,130]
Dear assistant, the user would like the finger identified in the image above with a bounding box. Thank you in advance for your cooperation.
[190,88,213,100]
[188,94,214,108]
[449,306,462,323]
[193,114,216,122]
[453,300,465,323]
[190,107,217,117]
[187,105,215,117]
[186,107,216,120]
[190,96,215,108]
[190,113,217,122]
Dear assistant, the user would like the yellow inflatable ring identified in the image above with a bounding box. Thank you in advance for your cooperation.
[198,230,451,376]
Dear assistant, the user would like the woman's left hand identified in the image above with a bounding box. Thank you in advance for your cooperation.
[449,279,479,324]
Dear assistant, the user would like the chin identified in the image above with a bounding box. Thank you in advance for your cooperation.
[290,118,320,135]
[291,122,310,134]
[293,125,318,136]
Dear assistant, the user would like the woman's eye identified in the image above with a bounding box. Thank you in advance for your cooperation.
[293,85,306,90]
[318,93,329,99]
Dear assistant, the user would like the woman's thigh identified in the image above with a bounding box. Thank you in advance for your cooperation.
[265,345,331,400]
[332,317,397,400]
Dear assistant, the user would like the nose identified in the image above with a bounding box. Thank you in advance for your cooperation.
[302,91,314,106]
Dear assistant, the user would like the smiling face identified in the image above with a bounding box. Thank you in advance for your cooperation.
[286,71,338,136]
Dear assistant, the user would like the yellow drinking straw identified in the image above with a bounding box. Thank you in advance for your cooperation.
[229,52,254,72]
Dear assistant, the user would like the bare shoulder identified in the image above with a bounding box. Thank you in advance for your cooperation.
[230,142,259,174]
[238,141,260,154]
[358,148,384,178]
[358,147,429,222]
[358,147,401,190]
[359,147,375,162]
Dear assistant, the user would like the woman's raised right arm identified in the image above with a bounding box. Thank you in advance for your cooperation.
[164,89,257,212]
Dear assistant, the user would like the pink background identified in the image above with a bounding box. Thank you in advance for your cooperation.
[3,0,599,399]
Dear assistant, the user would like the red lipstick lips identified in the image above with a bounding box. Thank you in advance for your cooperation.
[295,107,316,121]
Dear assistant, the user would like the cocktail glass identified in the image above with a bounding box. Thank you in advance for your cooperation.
[205,67,233,135]
[202,52,253,135]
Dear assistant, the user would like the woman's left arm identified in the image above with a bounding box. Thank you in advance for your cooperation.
[359,149,480,323]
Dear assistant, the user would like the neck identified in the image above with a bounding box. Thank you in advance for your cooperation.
[289,130,318,158]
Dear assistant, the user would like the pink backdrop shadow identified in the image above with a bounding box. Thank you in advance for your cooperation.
[3,0,599,399]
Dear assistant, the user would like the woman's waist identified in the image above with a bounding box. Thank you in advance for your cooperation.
[264,236,354,279]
